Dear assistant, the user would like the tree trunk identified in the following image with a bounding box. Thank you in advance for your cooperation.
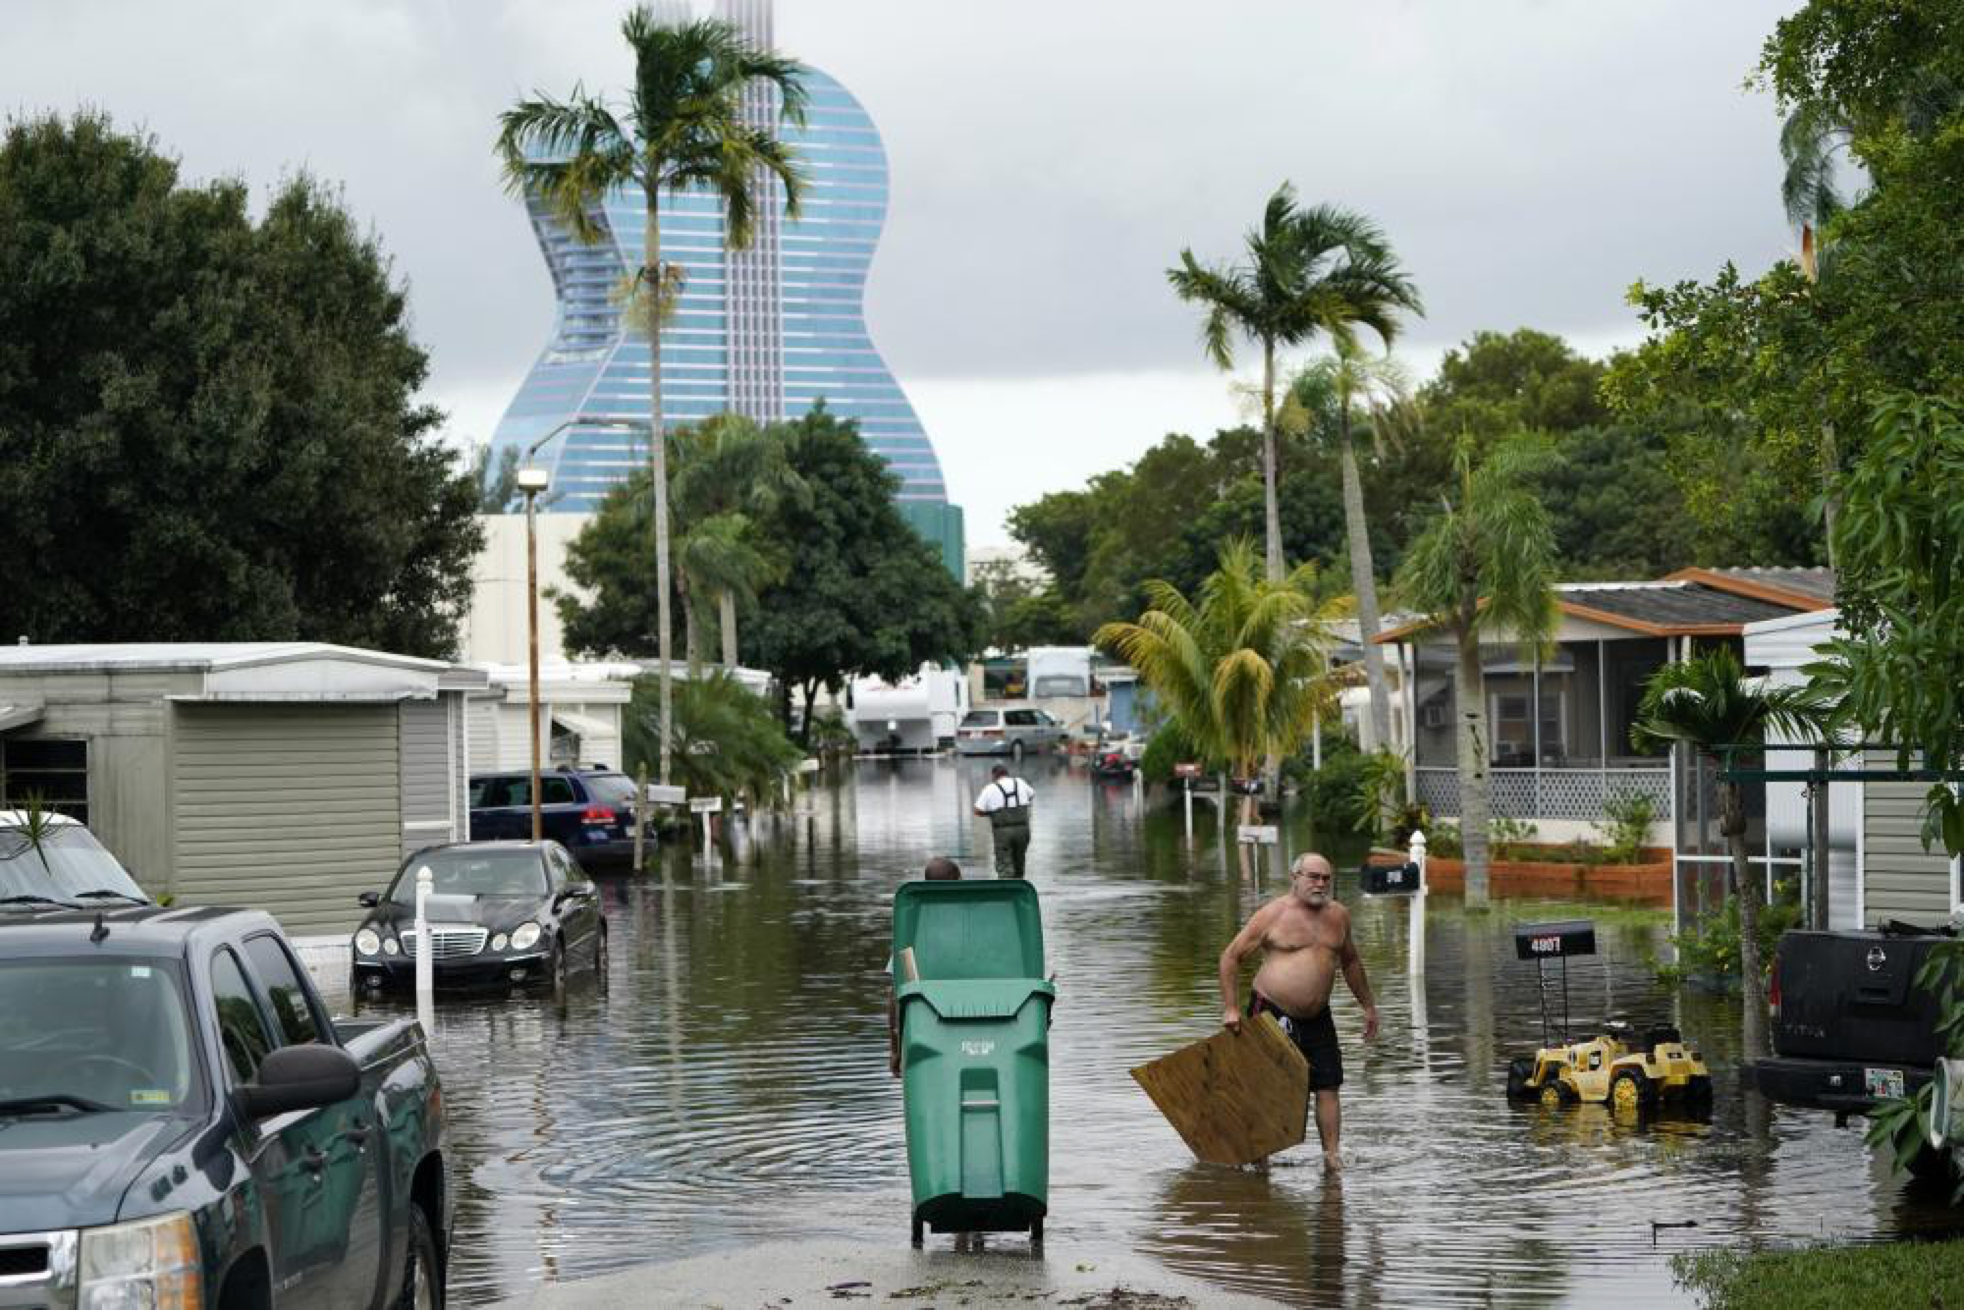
[645,182,675,785]
[798,680,819,748]
[1338,406,1393,754]
[719,590,738,668]
[1261,339,1282,584]
[1723,779,1769,1057]
[682,581,703,677]
[1455,623,1493,908]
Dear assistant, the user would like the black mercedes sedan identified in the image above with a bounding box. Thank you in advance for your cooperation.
[350,840,606,994]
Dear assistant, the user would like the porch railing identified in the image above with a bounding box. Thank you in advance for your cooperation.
[1413,766,1673,822]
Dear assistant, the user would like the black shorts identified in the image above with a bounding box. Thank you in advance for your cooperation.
[1249,991,1344,1091]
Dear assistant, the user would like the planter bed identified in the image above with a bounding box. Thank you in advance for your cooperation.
[1368,846,1672,905]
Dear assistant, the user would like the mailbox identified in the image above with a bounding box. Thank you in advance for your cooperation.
[1361,861,1421,897]
[1513,920,1596,961]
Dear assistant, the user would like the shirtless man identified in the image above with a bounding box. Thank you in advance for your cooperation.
[1219,851,1378,1170]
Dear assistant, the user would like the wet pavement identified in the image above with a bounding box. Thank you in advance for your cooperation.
[325,757,1961,1307]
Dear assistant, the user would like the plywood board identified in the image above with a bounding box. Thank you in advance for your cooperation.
[1130,1014,1309,1165]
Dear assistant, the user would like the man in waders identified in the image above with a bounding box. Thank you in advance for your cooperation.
[973,764,1035,878]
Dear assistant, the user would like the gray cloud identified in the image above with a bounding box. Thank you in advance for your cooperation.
[4,0,1797,449]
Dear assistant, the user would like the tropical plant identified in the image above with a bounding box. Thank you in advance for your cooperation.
[496,8,808,783]
[671,413,809,669]
[1632,645,1837,1056]
[622,672,800,810]
[1391,437,1560,907]
[1168,184,1422,583]
[1286,339,1417,753]
[1093,539,1338,822]
[1865,938,1964,1194]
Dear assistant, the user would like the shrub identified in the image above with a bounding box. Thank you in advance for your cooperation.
[1140,719,1213,786]
[1597,789,1659,863]
[1654,884,1802,987]
[1291,741,1375,836]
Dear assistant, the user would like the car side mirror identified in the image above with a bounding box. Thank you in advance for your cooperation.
[234,1044,360,1120]
[357,891,380,908]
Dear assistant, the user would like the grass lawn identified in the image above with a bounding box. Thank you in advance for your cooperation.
[1672,1237,1964,1308]
[1430,896,1673,930]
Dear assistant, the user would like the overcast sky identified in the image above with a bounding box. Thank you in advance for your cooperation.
[4,0,1799,548]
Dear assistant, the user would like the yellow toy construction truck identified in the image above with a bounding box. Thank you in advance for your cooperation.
[1507,1020,1714,1111]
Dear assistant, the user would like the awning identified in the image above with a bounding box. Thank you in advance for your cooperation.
[550,708,615,743]
[0,704,44,733]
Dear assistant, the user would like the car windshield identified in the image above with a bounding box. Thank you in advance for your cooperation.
[0,959,201,1114]
[582,773,638,806]
[960,711,1000,728]
[0,824,149,905]
[390,848,546,903]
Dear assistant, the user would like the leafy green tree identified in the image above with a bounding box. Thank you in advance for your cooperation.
[496,7,807,783]
[1634,646,1836,1055]
[1609,0,1964,569]
[1169,184,1422,582]
[1811,396,1964,854]
[0,112,480,656]
[740,409,984,737]
[1392,438,1560,907]
[1094,539,1337,819]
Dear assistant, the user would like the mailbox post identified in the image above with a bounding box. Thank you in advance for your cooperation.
[1408,830,1427,981]
[414,865,434,1039]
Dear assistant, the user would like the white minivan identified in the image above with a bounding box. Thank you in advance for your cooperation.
[954,706,1067,758]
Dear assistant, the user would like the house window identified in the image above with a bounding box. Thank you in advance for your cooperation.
[0,738,88,824]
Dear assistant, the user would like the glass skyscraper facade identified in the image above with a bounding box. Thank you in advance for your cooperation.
[489,1,964,577]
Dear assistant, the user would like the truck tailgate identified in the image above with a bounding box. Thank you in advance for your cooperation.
[1772,929,1945,1067]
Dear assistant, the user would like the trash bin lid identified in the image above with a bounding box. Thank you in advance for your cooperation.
[898,977,1055,1020]
[893,879,1044,980]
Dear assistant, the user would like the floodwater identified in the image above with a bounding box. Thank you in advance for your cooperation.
[328,758,1961,1307]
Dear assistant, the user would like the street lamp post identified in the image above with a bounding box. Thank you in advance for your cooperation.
[516,463,552,842]
[514,415,651,844]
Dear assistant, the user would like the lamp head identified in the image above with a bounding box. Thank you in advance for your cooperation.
[516,466,550,493]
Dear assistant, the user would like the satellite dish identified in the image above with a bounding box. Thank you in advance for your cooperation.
[1931,1057,1964,1149]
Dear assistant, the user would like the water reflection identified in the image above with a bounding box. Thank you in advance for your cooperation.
[325,757,1958,1307]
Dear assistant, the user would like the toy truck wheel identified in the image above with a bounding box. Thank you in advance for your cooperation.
[1537,1080,1574,1108]
[1685,1074,1713,1104]
[1506,1057,1535,1101]
[1610,1070,1654,1113]
[911,1216,924,1247]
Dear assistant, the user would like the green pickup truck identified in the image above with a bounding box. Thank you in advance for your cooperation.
[0,903,450,1308]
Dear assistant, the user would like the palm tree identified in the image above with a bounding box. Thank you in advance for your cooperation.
[496,8,807,784]
[1392,437,1560,908]
[1286,339,1416,754]
[671,413,808,668]
[1632,646,1836,1057]
[1093,540,1338,823]
[1168,185,1421,584]
[675,511,773,674]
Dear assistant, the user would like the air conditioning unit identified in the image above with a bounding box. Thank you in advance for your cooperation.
[1419,702,1450,729]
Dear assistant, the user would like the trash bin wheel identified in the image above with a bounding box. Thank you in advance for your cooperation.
[1030,1217,1043,1248]
[910,1216,923,1248]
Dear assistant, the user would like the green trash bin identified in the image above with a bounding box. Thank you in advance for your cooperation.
[892,879,1054,1245]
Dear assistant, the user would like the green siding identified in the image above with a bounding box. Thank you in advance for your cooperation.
[172,704,401,939]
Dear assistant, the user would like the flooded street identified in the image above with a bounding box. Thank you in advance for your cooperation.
[332,759,1959,1307]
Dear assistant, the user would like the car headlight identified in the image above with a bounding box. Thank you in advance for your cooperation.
[354,929,382,957]
[80,1210,202,1310]
[382,936,401,956]
[510,922,542,952]
[491,932,510,952]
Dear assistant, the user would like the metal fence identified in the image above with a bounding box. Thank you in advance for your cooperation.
[1413,766,1673,823]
